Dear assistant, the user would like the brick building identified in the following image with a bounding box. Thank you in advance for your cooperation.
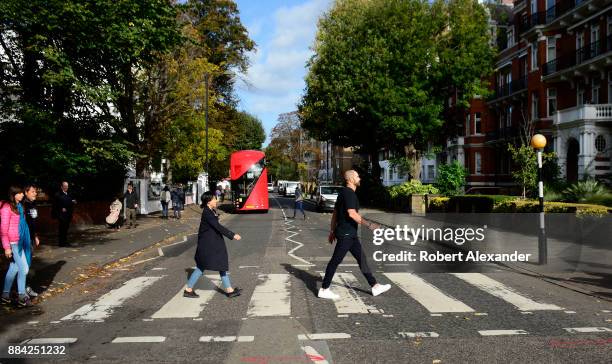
[446,0,612,190]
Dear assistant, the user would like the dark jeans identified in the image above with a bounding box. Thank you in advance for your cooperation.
[293,200,305,217]
[322,235,377,289]
[58,217,71,246]
[161,202,169,217]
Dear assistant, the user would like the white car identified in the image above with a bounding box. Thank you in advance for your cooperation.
[267,182,274,192]
[284,182,300,196]
[315,185,343,211]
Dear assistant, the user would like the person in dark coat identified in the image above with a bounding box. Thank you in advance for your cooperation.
[184,191,242,298]
[52,181,77,247]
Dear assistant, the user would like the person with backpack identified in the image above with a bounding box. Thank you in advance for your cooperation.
[171,184,185,219]
[1,186,34,307]
[160,186,171,219]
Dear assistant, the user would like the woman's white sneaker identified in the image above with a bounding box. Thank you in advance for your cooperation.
[318,288,340,300]
[371,284,391,297]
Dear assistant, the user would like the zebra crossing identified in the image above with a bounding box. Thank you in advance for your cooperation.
[57,271,570,324]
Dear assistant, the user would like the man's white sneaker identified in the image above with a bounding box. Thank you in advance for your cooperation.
[318,288,340,300]
[371,284,391,297]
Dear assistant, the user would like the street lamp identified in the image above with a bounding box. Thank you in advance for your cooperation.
[531,133,547,264]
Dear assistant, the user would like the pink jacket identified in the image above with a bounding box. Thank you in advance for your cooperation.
[1,203,20,250]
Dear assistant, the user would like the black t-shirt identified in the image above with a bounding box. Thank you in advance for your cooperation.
[334,187,359,237]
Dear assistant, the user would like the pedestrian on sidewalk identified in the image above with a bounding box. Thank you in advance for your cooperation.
[292,184,306,220]
[171,184,185,219]
[184,191,242,299]
[123,183,139,229]
[1,186,34,307]
[22,184,40,298]
[160,186,171,219]
[318,170,391,300]
[106,194,123,230]
[52,181,77,247]
[215,187,222,203]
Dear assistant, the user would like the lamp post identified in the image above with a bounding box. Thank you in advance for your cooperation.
[204,73,209,177]
[531,133,547,265]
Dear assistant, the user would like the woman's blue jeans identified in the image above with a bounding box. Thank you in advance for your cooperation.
[3,244,29,296]
[187,268,231,290]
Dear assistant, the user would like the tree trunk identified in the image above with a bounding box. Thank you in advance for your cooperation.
[369,148,381,184]
[405,144,422,181]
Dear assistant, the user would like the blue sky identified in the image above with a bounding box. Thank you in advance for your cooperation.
[233,0,332,145]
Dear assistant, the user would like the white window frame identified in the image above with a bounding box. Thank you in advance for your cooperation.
[546,36,556,62]
[531,0,537,15]
[507,27,514,48]
[474,112,482,134]
[475,152,482,175]
[547,88,557,117]
[531,42,538,71]
[532,92,539,120]
[507,105,513,127]
[591,24,600,44]
[465,113,471,136]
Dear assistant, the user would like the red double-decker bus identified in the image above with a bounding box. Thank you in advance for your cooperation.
[230,150,269,212]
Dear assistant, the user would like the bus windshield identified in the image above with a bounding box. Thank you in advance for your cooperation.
[232,157,265,209]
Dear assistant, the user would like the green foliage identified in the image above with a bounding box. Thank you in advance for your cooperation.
[562,179,610,203]
[435,161,467,196]
[507,144,556,199]
[388,180,439,198]
[300,0,495,181]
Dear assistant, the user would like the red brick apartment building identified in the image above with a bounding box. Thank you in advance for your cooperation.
[446,0,612,191]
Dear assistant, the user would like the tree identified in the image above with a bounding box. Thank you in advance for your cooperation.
[436,161,467,196]
[300,0,494,182]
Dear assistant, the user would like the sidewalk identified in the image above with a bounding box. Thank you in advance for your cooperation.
[1,206,207,304]
[363,208,612,301]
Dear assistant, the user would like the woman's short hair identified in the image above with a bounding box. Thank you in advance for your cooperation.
[200,191,216,207]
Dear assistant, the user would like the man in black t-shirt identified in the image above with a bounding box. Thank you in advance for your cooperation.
[318,170,391,300]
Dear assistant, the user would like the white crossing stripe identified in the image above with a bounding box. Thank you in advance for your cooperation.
[247,274,291,317]
[298,333,351,340]
[112,336,166,343]
[151,285,215,319]
[61,276,164,321]
[320,273,380,314]
[478,330,529,336]
[199,336,255,342]
[452,273,562,311]
[564,327,612,334]
[398,332,439,338]
[24,338,78,344]
[384,273,475,313]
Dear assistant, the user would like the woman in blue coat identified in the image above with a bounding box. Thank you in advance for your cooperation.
[184,191,242,298]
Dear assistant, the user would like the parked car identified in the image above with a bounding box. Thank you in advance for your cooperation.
[284,181,300,196]
[277,180,288,195]
[267,182,274,192]
[315,185,343,211]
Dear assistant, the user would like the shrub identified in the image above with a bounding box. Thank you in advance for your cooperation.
[562,179,609,203]
[494,199,609,217]
[388,180,439,199]
[435,161,467,196]
[428,196,449,212]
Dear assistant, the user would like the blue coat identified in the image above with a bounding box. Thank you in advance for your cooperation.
[195,206,235,271]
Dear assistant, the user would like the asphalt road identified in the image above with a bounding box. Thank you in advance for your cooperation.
[1,194,611,363]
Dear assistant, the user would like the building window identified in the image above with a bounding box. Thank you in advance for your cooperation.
[531,42,538,71]
[546,36,556,63]
[507,105,513,127]
[577,85,585,106]
[547,88,557,117]
[608,71,612,103]
[475,152,482,175]
[595,135,606,153]
[507,27,514,48]
[427,165,435,180]
[499,109,504,129]
[475,112,482,134]
[465,113,471,136]
[530,0,537,16]
[592,78,600,104]
[380,168,385,181]
[531,92,539,120]
[576,31,585,63]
